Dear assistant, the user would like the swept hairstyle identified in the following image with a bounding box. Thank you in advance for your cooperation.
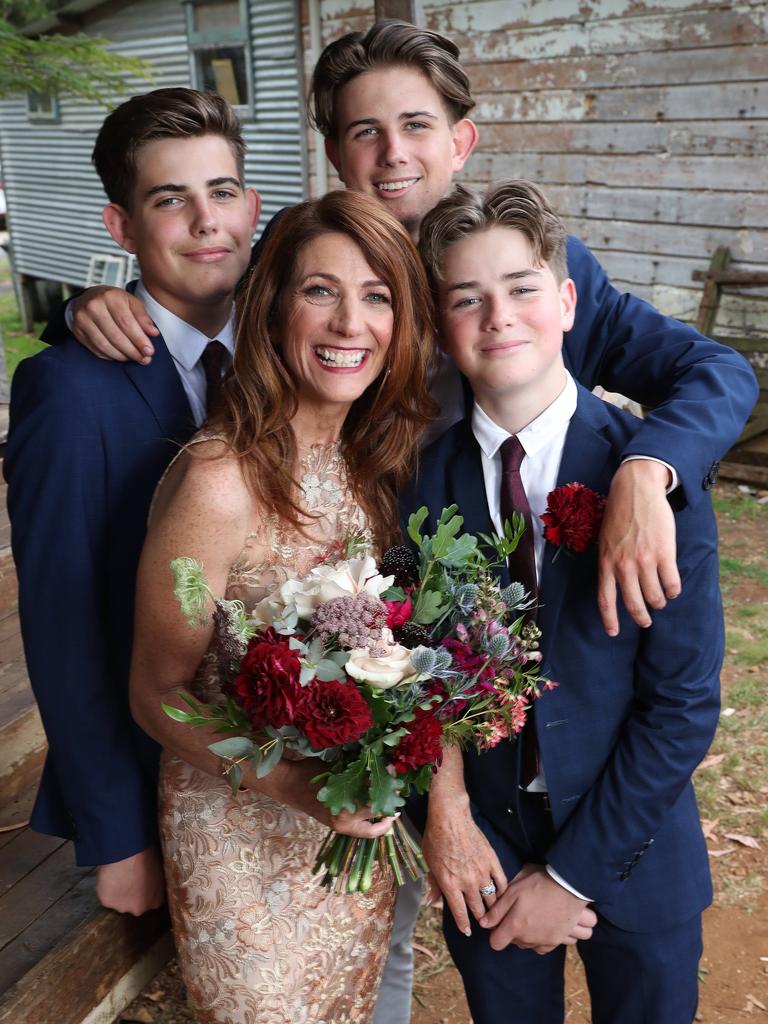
[92,87,245,210]
[309,19,475,140]
[212,190,439,550]
[419,179,569,289]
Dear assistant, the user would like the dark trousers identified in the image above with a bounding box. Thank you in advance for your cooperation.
[445,793,702,1024]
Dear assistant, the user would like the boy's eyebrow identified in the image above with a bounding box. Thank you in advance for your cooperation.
[344,110,438,134]
[444,269,543,294]
[144,176,242,198]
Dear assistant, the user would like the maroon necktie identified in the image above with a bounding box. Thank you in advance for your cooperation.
[499,435,540,786]
[201,340,226,415]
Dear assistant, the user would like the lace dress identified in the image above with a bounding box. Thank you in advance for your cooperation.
[157,442,396,1023]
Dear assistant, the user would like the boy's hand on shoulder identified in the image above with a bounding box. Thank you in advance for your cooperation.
[598,459,681,636]
[72,286,158,364]
[96,846,165,915]
[479,864,596,954]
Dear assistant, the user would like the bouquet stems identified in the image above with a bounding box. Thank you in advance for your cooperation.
[313,817,428,894]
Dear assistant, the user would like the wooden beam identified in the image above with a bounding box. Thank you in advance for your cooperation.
[691,270,768,286]
[695,246,731,336]
[374,0,423,24]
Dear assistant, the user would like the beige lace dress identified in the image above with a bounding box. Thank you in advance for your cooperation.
[157,441,396,1024]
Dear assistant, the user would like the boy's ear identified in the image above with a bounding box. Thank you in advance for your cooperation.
[246,187,261,230]
[451,118,478,173]
[560,278,577,332]
[102,203,137,254]
[324,137,344,182]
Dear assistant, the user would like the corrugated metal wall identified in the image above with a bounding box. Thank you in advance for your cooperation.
[0,0,307,287]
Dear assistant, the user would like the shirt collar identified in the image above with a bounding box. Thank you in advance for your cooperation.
[472,371,578,460]
[136,280,235,371]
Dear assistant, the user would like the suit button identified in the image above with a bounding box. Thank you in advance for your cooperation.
[619,869,630,881]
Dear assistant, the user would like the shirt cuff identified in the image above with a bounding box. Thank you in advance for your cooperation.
[64,298,75,333]
[545,864,592,902]
[621,455,679,494]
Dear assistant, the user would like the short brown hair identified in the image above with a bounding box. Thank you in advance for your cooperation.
[419,179,569,287]
[92,88,246,210]
[215,190,438,550]
[309,19,475,140]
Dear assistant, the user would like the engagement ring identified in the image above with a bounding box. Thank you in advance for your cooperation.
[480,883,496,897]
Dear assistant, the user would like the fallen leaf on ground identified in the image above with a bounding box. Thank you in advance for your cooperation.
[699,754,726,770]
[701,818,719,839]
[746,994,767,1011]
[413,942,437,960]
[724,833,761,849]
[708,849,736,857]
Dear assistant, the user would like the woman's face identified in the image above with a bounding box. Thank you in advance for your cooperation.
[280,231,394,416]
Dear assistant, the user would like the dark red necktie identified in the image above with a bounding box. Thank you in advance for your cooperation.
[201,340,226,415]
[499,435,540,787]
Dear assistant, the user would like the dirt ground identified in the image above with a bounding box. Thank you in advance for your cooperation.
[119,483,768,1024]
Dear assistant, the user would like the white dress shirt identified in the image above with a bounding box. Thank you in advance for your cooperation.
[471,371,592,901]
[136,282,234,428]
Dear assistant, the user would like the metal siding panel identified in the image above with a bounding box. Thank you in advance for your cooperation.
[0,0,306,285]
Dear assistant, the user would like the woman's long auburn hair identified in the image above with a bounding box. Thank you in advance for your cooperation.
[210,190,439,550]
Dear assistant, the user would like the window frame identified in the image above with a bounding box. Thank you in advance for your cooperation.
[27,92,60,123]
[182,0,254,116]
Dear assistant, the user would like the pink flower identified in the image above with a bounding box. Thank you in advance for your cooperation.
[385,598,413,630]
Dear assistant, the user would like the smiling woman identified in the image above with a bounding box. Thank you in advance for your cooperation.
[129,189,438,1023]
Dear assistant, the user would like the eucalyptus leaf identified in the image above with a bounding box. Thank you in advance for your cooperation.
[256,738,284,778]
[209,737,256,760]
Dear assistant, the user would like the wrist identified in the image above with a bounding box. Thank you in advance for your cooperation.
[615,457,672,490]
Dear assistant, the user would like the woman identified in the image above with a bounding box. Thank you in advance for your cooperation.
[130,190,437,1023]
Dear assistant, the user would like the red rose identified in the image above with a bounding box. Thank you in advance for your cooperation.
[390,710,444,775]
[233,628,303,729]
[385,598,413,630]
[540,482,606,553]
[295,679,373,750]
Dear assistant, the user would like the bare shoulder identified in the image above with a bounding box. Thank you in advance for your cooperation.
[151,439,252,544]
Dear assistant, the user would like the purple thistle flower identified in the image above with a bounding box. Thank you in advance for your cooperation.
[311,593,389,652]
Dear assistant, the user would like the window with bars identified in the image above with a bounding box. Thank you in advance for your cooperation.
[183,0,252,113]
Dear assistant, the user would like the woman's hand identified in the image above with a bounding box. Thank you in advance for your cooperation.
[422,798,507,936]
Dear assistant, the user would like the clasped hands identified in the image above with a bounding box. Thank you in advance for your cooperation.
[423,810,596,956]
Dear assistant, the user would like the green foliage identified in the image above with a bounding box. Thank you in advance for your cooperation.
[0,15,152,103]
[171,557,214,627]
[317,759,368,815]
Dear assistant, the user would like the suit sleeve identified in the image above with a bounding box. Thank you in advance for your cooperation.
[39,294,81,345]
[5,356,158,865]
[564,237,758,507]
[544,516,723,904]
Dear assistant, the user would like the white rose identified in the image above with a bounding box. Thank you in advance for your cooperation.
[310,555,394,605]
[346,636,414,689]
[250,578,305,626]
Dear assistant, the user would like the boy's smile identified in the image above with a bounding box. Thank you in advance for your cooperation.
[325,66,476,239]
[102,134,260,335]
[439,225,576,430]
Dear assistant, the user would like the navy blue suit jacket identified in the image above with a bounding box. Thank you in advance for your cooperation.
[405,386,724,932]
[4,332,196,865]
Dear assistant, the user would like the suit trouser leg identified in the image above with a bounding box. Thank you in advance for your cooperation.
[372,873,423,1024]
[579,911,703,1024]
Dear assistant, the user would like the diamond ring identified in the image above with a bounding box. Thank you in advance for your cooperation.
[480,883,497,897]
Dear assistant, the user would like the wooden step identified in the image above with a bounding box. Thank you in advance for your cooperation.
[0,821,172,1024]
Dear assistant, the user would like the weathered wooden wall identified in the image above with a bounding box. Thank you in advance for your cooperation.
[301,0,767,345]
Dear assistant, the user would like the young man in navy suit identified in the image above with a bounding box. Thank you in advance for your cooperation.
[4,89,260,914]
[409,179,723,1023]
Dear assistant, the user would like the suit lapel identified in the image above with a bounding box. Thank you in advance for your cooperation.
[446,421,511,588]
[538,390,617,651]
[123,332,196,444]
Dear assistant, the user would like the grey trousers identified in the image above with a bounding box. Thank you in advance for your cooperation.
[373,873,424,1024]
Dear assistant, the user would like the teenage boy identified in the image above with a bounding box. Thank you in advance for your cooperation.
[410,179,723,1024]
[45,21,756,644]
[4,88,260,914]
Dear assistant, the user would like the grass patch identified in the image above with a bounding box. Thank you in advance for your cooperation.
[717,871,765,911]
[713,491,768,521]
[0,292,47,379]
[719,557,768,589]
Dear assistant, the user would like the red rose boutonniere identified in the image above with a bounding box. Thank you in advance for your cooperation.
[541,482,606,556]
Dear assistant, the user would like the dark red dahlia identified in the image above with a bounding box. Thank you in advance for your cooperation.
[233,628,303,729]
[294,679,374,750]
[390,710,444,775]
[540,482,606,553]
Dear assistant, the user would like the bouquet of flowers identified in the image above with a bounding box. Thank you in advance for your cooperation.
[166,505,555,893]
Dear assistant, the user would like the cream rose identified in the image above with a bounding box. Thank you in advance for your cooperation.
[311,555,394,605]
[346,634,414,689]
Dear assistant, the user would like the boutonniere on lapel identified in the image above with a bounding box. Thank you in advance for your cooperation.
[540,482,606,559]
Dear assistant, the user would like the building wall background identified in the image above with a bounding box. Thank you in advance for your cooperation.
[301,0,767,344]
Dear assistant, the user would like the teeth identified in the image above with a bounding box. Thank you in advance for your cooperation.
[376,179,417,192]
[315,347,366,367]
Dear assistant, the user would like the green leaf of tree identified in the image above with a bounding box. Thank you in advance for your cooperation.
[317,759,368,816]
[368,756,406,817]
